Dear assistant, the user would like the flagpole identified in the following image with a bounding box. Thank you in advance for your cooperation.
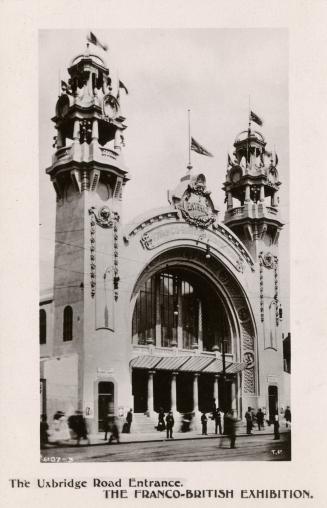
[58,69,61,98]
[247,95,251,165]
[187,109,192,171]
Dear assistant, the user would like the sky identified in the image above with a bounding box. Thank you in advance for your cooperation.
[39,28,289,330]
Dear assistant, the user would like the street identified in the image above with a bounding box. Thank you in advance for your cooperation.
[41,432,291,462]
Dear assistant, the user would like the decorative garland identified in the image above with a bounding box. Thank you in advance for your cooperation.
[89,213,96,298]
[88,207,120,299]
[259,252,264,322]
[274,256,279,327]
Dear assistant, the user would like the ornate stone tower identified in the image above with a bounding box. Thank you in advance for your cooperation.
[223,128,283,260]
[46,43,130,419]
[223,126,285,414]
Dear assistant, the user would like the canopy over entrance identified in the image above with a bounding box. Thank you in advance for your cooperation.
[130,355,246,374]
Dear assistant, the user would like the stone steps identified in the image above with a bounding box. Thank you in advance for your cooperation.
[131,413,157,433]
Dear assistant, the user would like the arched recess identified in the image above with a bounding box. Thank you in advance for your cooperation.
[130,246,258,396]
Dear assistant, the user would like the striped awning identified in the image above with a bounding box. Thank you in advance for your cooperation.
[226,361,247,374]
[155,356,190,371]
[130,356,162,370]
[202,358,224,373]
[178,355,215,372]
[130,355,246,375]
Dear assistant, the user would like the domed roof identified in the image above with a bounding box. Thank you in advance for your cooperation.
[69,47,108,70]
[234,130,265,144]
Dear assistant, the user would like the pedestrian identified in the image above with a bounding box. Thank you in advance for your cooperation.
[157,408,166,431]
[40,414,49,448]
[214,408,224,435]
[245,407,253,435]
[103,413,111,440]
[68,410,89,446]
[224,411,237,449]
[165,411,174,439]
[273,413,280,440]
[180,413,192,432]
[251,407,257,428]
[284,406,291,428]
[256,408,264,431]
[48,411,70,444]
[126,408,133,433]
[201,412,208,435]
[108,417,120,444]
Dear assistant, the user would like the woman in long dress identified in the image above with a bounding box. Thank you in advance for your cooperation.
[48,411,70,443]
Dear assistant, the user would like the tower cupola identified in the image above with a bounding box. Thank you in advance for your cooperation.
[223,122,283,258]
[47,42,129,201]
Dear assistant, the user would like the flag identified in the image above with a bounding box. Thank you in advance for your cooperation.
[191,137,213,157]
[119,80,129,94]
[87,31,108,51]
[61,80,71,94]
[61,79,69,90]
[250,110,263,126]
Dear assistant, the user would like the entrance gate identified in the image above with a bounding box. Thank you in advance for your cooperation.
[98,381,114,432]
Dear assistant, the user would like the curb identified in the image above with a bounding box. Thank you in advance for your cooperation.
[42,430,289,449]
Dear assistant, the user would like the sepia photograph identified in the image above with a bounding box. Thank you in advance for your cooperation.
[39,28,290,462]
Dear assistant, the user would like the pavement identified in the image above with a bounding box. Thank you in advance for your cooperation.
[43,421,291,449]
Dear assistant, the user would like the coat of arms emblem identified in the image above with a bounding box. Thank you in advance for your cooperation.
[178,174,216,228]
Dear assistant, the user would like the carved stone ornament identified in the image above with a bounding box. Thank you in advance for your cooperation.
[235,257,245,273]
[89,206,119,229]
[237,307,249,322]
[218,270,229,285]
[102,93,119,120]
[178,174,215,228]
[261,251,275,269]
[243,350,255,369]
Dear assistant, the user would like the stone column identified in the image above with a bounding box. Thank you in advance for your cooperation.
[155,275,161,347]
[73,119,80,141]
[171,372,177,413]
[92,119,99,141]
[227,192,233,210]
[260,185,265,202]
[193,373,199,413]
[197,300,203,350]
[147,371,155,416]
[245,184,251,202]
[231,377,237,418]
[214,374,219,408]
[177,280,183,349]
[114,128,121,152]
[72,119,80,158]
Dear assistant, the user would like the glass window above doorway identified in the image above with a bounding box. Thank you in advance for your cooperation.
[132,268,231,353]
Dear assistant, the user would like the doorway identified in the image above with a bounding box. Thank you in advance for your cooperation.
[132,369,148,413]
[98,381,114,432]
[154,371,171,412]
[268,385,278,423]
[177,373,193,413]
[199,375,214,413]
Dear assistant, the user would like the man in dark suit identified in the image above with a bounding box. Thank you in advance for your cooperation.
[166,412,174,439]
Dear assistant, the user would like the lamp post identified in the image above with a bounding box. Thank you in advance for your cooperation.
[221,338,227,412]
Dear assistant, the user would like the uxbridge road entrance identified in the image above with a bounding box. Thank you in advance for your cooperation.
[132,368,235,415]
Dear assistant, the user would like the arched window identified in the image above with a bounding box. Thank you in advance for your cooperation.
[39,309,46,345]
[63,305,73,341]
[132,269,231,352]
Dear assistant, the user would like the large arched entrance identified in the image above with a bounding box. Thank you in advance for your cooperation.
[132,267,232,352]
[130,247,256,417]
